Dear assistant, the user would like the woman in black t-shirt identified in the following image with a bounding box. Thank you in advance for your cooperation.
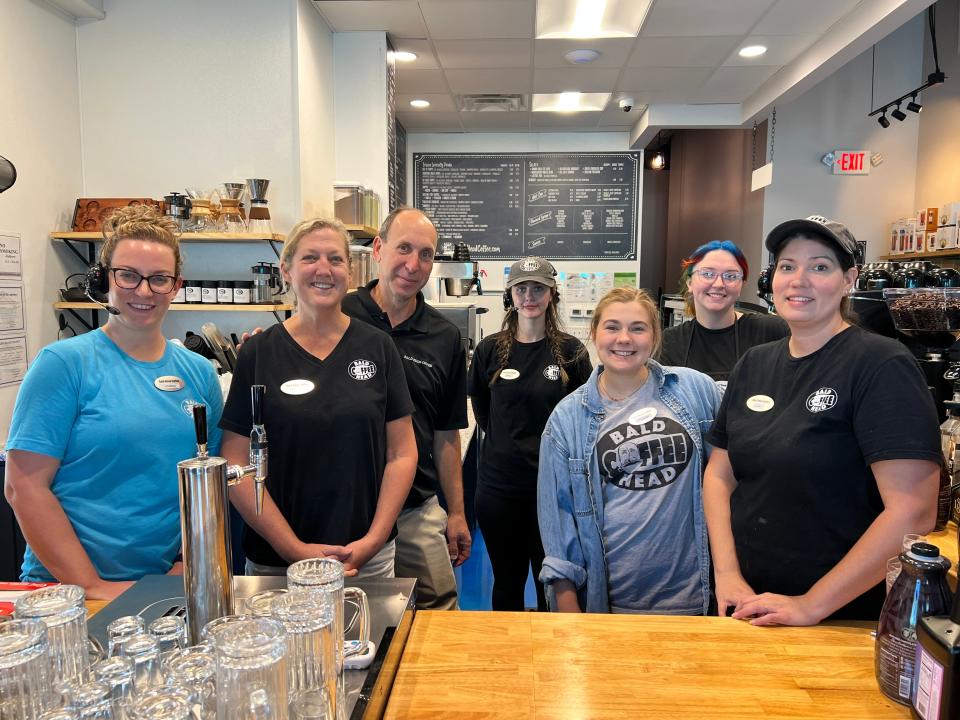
[220,218,417,577]
[658,240,787,383]
[703,216,941,624]
[468,257,591,610]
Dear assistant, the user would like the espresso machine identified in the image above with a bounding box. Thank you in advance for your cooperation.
[422,243,482,303]
[176,386,268,644]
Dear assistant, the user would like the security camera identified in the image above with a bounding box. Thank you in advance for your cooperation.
[619,97,635,113]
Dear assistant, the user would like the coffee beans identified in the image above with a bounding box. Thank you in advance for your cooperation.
[887,290,960,331]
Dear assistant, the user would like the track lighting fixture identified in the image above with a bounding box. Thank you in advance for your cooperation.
[891,104,907,122]
[907,95,923,113]
[877,114,890,128]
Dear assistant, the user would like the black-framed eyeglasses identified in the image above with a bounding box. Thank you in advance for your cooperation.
[109,267,178,294]
[691,268,744,284]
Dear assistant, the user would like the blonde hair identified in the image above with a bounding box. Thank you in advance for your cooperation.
[281,218,353,269]
[100,205,181,276]
[590,287,663,359]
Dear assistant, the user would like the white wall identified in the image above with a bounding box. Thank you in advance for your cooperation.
[762,15,925,266]
[334,33,389,214]
[0,1,84,442]
[406,132,638,342]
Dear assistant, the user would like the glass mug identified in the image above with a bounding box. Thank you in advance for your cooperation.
[0,618,53,719]
[245,589,287,618]
[213,617,288,720]
[271,591,336,702]
[15,585,89,687]
[163,645,216,720]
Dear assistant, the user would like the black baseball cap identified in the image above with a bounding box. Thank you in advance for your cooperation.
[764,215,860,267]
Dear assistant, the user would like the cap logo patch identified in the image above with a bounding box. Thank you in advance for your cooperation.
[520,259,540,271]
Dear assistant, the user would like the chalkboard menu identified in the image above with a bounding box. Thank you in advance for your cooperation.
[413,152,640,260]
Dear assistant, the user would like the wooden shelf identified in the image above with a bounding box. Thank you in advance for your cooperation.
[344,224,377,239]
[51,231,284,243]
[55,301,294,313]
[878,249,960,261]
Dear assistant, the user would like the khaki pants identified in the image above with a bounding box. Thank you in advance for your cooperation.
[394,496,458,610]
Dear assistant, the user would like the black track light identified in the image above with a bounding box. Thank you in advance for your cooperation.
[891,104,907,121]
[878,114,891,128]
[907,95,923,113]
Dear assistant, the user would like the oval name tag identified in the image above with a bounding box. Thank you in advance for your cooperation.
[281,379,315,395]
[500,369,520,380]
[628,407,657,426]
[746,394,775,412]
[154,375,185,392]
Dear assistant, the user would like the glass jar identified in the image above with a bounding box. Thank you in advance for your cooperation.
[0,618,53,719]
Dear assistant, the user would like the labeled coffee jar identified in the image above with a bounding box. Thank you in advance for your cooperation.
[233,280,253,304]
[173,285,186,303]
[183,280,202,304]
[217,280,234,304]
[200,280,218,304]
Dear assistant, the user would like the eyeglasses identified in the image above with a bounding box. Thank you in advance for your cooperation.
[110,268,178,294]
[691,269,743,284]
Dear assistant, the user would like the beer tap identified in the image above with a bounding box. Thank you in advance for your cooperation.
[223,384,268,513]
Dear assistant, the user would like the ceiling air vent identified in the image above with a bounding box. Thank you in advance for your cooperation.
[457,94,528,112]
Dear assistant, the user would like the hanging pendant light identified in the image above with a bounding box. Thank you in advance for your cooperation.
[0,155,16,194]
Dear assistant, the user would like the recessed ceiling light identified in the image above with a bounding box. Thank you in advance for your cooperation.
[738,45,767,58]
[532,92,610,112]
[564,49,601,64]
[392,51,418,62]
[409,99,430,109]
[536,0,654,40]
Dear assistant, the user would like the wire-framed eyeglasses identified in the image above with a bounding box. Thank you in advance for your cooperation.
[691,268,744,284]
[110,267,178,294]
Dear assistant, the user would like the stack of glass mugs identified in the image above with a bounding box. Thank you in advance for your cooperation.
[0,558,368,719]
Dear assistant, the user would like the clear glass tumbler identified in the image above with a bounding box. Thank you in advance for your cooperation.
[70,679,115,719]
[147,618,185,660]
[199,614,253,645]
[39,710,79,719]
[127,688,192,720]
[163,646,216,719]
[106,617,145,659]
[245,589,287,618]
[92,655,135,719]
[0,618,53,719]
[213,617,288,720]
[289,688,333,719]
[271,591,336,702]
[15,585,89,686]
[120,634,163,692]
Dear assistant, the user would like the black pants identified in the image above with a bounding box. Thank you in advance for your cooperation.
[475,482,547,611]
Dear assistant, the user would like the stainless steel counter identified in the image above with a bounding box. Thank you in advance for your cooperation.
[87,574,416,720]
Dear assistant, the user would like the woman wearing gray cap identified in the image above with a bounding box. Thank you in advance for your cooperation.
[703,215,941,625]
[468,257,591,610]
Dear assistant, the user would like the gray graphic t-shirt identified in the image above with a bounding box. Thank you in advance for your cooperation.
[598,379,701,613]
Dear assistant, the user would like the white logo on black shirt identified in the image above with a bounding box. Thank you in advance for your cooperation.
[543,364,560,381]
[348,359,377,381]
[806,387,838,413]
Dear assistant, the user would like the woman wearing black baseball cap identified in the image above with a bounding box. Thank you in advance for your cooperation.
[703,215,941,624]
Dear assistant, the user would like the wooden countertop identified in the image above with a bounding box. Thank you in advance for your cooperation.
[385,611,909,719]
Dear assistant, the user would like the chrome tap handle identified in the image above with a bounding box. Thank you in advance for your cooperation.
[249,385,267,515]
[192,403,208,458]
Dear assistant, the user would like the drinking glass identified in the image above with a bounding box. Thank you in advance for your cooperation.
[39,710,79,719]
[106,617,145,659]
[213,617,288,720]
[92,656,135,719]
[163,646,216,719]
[289,688,333,719]
[245,589,287,618]
[120,634,163,692]
[70,680,115,719]
[199,614,253,644]
[0,618,53,719]
[127,688,192,720]
[15,585,89,686]
[903,533,929,552]
[271,591,336,702]
[146,617,185,659]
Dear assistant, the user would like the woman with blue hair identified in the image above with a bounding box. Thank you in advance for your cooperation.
[658,240,787,383]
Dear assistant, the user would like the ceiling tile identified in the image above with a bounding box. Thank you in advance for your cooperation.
[434,39,532,68]
[628,36,741,68]
[640,0,777,37]
[529,113,603,130]
[692,65,780,102]
[420,0,535,39]
[460,112,533,130]
[313,1,427,35]
[398,93,457,111]
[724,35,817,67]
[753,0,861,36]
[389,39,439,69]
[533,67,620,93]
[396,68,450,93]
[397,110,465,130]
[444,68,532,93]
[616,67,714,93]
[533,38,636,68]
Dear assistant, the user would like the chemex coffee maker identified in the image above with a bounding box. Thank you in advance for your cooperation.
[246,178,272,233]
[423,242,483,303]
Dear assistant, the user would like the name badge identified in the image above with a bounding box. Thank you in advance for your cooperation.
[154,376,185,392]
[500,369,520,380]
[281,379,315,395]
[628,407,657,426]
[746,394,775,412]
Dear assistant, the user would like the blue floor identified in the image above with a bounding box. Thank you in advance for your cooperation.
[454,527,538,610]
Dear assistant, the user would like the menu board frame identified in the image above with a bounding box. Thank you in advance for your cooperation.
[413,152,640,260]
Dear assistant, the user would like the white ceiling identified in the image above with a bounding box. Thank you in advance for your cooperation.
[311,0,925,136]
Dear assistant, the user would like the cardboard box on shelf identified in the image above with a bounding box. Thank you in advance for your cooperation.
[905,218,919,252]
[926,207,940,232]
[940,202,960,227]
[925,230,938,252]
[936,224,958,250]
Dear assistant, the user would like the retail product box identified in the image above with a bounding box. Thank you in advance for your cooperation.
[926,207,940,232]
[905,218,919,253]
[890,221,903,255]
[940,202,960,227]
[925,230,939,252]
[936,225,958,250]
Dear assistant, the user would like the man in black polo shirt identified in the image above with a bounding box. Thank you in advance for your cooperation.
[341,207,471,610]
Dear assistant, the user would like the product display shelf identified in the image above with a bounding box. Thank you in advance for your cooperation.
[344,224,378,241]
[54,301,294,313]
[879,249,960,262]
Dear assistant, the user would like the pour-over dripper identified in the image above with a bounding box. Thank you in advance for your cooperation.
[223,183,244,200]
[246,178,270,202]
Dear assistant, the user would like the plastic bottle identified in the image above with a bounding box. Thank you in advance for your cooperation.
[875,542,952,706]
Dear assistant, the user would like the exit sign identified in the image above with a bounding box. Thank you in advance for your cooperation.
[832,150,870,175]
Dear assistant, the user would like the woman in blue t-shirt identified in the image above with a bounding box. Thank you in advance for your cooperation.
[5,205,223,599]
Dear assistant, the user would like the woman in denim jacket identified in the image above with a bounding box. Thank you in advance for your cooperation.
[538,287,721,613]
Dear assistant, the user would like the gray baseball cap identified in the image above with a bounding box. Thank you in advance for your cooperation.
[764,215,860,267]
[506,257,557,289]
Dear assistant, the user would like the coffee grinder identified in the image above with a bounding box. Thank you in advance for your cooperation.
[246,178,272,234]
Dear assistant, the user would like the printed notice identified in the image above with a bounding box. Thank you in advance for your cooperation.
[0,285,25,332]
[0,336,27,386]
[0,232,21,277]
